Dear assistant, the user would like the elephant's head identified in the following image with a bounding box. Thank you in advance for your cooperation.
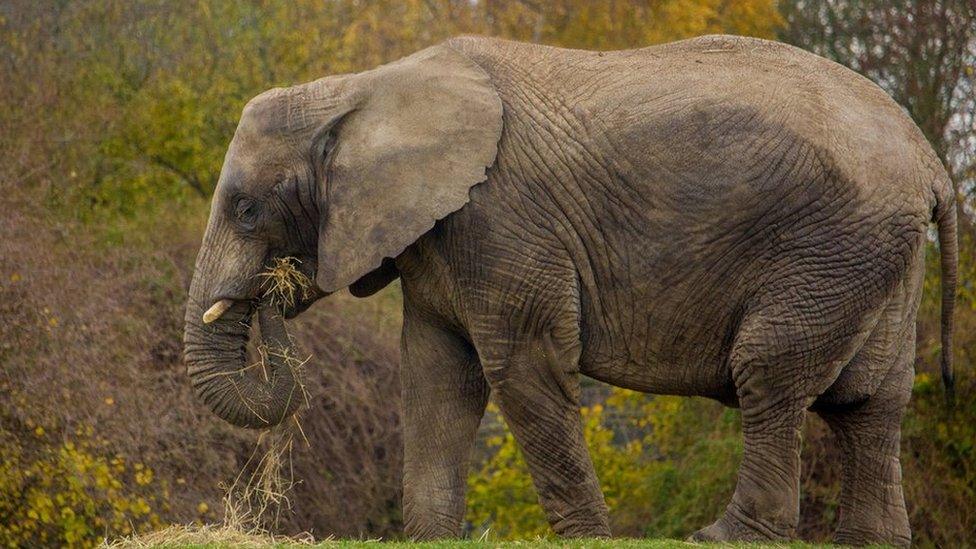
[184,44,502,429]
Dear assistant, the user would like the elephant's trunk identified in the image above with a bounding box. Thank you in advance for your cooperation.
[183,276,305,429]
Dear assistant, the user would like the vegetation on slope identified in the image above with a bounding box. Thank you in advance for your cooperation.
[0,1,973,547]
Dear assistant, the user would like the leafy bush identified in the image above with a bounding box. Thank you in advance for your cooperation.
[466,392,741,540]
[0,421,163,547]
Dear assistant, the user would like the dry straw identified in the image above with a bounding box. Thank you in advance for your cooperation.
[104,523,317,548]
[219,261,314,537]
[108,399,313,547]
[258,257,314,309]
[222,419,305,531]
[105,523,321,548]
[111,261,318,546]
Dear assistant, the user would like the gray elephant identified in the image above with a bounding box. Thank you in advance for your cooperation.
[183,34,957,546]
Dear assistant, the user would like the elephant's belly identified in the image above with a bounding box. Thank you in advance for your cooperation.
[575,283,742,403]
[578,337,738,404]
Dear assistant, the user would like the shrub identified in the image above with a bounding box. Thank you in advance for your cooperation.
[465,392,741,540]
[0,421,163,548]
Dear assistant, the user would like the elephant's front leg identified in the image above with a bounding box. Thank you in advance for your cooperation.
[479,333,611,537]
[401,309,489,540]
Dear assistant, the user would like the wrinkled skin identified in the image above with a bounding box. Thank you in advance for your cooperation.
[184,35,957,547]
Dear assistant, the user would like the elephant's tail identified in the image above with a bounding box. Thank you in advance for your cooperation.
[934,173,958,407]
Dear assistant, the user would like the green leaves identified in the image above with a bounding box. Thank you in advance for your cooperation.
[465,394,741,539]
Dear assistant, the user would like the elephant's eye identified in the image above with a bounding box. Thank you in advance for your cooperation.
[234,197,259,227]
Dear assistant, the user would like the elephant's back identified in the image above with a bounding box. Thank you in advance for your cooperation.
[615,35,934,204]
[448,34,939,214]
[449,34,939,281]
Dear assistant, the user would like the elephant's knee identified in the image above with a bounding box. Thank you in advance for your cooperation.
[480,352,526,386]
[482,369,556,417]
[480,343,575,401]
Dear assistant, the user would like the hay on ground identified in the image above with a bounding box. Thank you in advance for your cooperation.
[103,523,318,548]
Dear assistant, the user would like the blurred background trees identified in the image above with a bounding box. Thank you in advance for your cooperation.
[1,1,973,547]
[782,0,975,183]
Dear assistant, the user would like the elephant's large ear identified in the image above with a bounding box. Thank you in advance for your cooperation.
[313,44,503,292]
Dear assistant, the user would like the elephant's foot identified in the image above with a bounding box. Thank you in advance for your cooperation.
[688,504,792,543]
[549,504,611,538]
[829,468,910,548]
[405,524,460,541]
[834,526,910,549]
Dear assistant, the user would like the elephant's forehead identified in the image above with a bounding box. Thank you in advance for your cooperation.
[221,135,294,194]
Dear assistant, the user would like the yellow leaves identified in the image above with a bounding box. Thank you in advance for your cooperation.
[913,371,935,395]
[482,0,782,50]
[110,456,125,474]
[0,428,162,547]
[131,498,151,516]
[38,306,60,330]
[134,468,153,486]
[467,398,657,539]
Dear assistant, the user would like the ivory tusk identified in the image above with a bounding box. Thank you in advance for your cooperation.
[202,299,234,324]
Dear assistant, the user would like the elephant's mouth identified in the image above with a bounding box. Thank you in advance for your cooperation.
[201,293,320,324]
[279,286,326,318]
[201,256,324,325]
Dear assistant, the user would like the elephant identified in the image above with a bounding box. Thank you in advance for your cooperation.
[183,34,957,546]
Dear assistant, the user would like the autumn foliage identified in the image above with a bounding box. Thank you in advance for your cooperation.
[1,1,973,547]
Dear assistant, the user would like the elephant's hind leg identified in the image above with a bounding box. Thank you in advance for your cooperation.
[692,300,873,543]
[817,341,913,548]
